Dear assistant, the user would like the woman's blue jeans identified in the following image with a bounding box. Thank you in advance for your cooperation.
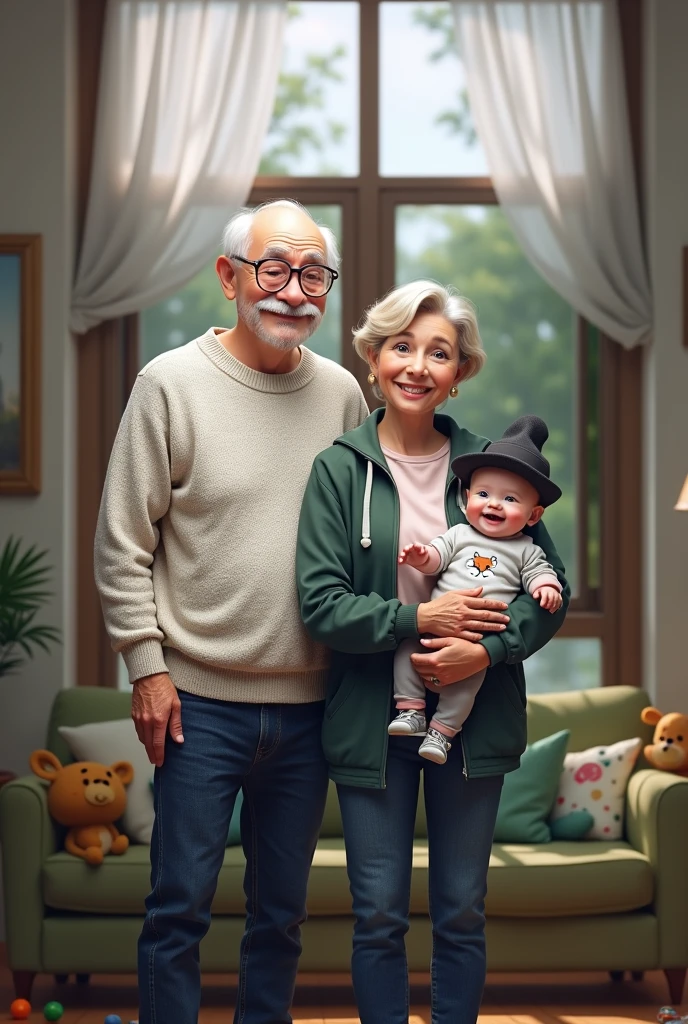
[138,689,329,1024]
[337,730,503,1024]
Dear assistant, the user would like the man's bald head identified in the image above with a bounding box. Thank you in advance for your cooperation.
[222,200,339,269]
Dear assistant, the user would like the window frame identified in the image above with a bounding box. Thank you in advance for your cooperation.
[76,0,643,690]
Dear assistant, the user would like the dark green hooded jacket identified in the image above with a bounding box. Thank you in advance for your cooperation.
[296,408,570,788]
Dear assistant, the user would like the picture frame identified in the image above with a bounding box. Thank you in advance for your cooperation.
[0,234,42,494]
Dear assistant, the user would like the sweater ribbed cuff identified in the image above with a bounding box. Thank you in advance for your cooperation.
[121,638,169,684]
[394,603,420,643]
[479,633,507,667]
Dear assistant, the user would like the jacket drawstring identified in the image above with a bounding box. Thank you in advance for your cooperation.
[359,464,462,547]
[361,460,373,548]
[456,476,467,512]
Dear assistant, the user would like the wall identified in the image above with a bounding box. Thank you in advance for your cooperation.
[643,0,688,709]
[0,2,75,774]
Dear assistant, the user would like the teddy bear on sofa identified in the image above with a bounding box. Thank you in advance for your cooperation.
[30,750,134,865]
[641,707,688,776]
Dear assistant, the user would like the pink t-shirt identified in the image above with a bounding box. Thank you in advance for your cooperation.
[381,440,450,606]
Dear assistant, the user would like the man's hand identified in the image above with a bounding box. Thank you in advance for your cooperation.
[417,588,509,642]
[398,542,440,573]
[410,636,490,686]
[532,585,563,613]
[132,672,183,767]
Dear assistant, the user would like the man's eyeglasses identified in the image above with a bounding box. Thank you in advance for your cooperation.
[231,255,338,298]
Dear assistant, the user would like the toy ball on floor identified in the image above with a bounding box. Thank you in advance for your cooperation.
[44,1001,65,1021]
[657,1009,680,1023]
[104,1015,123,1024]
[10,1000,32,1020]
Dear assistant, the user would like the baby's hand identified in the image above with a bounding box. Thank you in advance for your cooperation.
[398,542,431,569]
[533,585,563,613]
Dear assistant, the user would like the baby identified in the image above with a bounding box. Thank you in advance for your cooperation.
[390,415,563,764]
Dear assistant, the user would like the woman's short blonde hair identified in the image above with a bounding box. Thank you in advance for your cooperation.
[353,281,486,396]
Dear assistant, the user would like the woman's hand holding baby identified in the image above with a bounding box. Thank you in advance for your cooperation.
[417,588,509,642]
[410,636,490,685]
[532,585,563,613]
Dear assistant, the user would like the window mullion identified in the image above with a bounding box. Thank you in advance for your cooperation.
[575,316,592,608]
[357,0,381,356]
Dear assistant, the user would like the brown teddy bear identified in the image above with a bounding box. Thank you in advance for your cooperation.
[641,707,688,776]
[30,750,134,865]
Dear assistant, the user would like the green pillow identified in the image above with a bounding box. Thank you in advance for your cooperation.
[493,730,570,843]
[549,808,595,840]
[149,779,243,846]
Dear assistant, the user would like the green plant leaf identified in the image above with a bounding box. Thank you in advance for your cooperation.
[0,656,24,676]
[0,537,60,678]
[0,536,54,611]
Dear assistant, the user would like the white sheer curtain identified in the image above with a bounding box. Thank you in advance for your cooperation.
[71,0,286,334]
[452,0,652,348]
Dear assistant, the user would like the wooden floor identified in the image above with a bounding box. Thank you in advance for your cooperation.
[1,954,685,1024]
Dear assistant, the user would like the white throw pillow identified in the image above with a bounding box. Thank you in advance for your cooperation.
[58,718,154,844]
[550,737,642,840]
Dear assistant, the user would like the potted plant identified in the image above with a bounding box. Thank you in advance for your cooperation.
[0,536,60,787]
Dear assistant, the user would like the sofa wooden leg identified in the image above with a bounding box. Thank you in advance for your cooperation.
[13,971,36,1001]
[609,970,625,982]
[664,968,686,1005]
[76,973,91,985]
[631,971,644,981]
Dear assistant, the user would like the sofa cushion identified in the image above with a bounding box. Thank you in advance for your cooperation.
[551,737,642,840]
[47,689,133,767]
[485,841,653,916]
[494,729,570,844]
[42,838,653,919]
[526,686,652,757]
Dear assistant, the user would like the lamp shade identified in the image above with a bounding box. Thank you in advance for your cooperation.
[675,475,688,511]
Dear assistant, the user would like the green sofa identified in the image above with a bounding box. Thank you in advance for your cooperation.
[1,685,687,1003]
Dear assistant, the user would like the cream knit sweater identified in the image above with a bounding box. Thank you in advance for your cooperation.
[94,327,368,703]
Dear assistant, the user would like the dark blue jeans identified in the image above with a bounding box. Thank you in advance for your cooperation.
[138,690,328,1024]
[337,729,503,1024]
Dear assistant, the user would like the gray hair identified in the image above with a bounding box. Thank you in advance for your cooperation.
[353,280,486,398]
[221,199,340,269]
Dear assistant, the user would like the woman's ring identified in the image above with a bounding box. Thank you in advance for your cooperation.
[430,676,440,686]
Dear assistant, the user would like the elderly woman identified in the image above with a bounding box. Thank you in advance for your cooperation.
[296,280,569,1024]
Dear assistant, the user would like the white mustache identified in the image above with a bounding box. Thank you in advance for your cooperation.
[256,297,321,319]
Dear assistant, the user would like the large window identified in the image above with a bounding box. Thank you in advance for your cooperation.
[118,0,640,694]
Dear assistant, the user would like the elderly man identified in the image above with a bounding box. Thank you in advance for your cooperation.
[95,199,368,1024]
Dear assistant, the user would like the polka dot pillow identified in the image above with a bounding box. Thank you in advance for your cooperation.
[550,737,642,840]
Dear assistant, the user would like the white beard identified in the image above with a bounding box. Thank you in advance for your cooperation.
[237,295,322,351]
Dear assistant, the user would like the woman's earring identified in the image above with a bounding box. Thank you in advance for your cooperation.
[367,372,377,386]
[449,384,459,398]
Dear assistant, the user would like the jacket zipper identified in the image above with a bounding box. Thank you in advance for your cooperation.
[460,732,469,779]
[382,482,400,790]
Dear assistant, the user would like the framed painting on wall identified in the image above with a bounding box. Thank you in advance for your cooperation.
[0,235,41,494]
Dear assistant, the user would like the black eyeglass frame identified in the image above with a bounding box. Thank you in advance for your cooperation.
[230,254,339,297]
